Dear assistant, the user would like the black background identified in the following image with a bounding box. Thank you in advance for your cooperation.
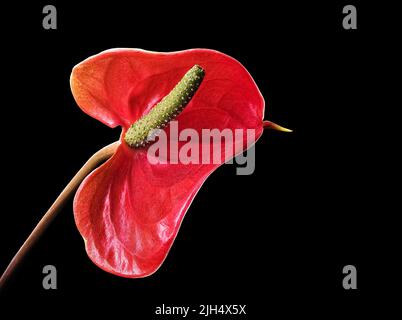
[0,0,399,317]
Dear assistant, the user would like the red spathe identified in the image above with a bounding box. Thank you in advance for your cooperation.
[71,48,265,277]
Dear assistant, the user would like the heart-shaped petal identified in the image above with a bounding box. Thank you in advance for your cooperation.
[71,49,265,277]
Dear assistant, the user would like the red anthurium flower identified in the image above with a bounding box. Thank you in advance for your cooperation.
[70,48,285,278]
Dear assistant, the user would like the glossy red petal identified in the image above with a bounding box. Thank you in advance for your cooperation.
[72,49,266,277]
[70,49,264,129]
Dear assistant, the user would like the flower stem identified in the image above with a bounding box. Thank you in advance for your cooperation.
[0,141,120,291]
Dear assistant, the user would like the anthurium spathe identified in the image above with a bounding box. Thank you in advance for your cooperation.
[70,48,283,278]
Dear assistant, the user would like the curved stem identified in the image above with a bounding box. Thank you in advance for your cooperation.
[0,141,120,291]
